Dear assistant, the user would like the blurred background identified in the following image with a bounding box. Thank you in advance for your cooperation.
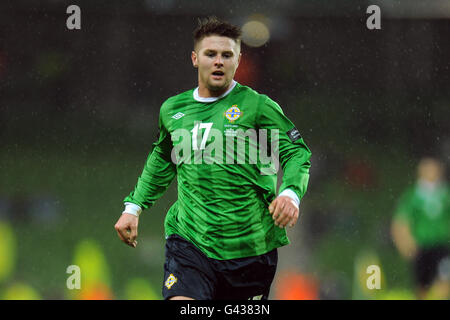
[0,0,449,300]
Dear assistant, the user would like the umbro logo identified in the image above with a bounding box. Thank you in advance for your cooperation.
[172,112,185,120]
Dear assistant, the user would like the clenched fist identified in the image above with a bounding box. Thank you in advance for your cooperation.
[269,196,299,228]
[114,213,139,248]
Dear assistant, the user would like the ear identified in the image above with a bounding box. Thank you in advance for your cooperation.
[191,51,198,68]
[234,52,242,72]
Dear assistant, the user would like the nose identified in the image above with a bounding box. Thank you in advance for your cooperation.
[214,55,223,66]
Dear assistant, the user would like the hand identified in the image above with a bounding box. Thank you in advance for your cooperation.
[269,196,299,228]
[391,219,417,261]
[114,213,139,248]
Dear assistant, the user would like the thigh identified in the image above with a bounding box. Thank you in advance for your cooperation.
[162,234,217,300]
[213,249,278,300]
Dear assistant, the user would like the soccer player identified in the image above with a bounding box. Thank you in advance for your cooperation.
[391,157,449,299]
[114,16,312,300]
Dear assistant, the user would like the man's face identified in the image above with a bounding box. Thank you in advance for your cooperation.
[418,158,444,183]
[191,35,241,97]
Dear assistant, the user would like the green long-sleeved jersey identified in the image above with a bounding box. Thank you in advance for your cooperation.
[395,182,450,248]
[124,82,311,260]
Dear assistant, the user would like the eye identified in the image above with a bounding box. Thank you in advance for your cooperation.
[223,53,232,58]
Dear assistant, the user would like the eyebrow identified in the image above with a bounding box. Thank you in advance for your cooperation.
[203,49,234,55]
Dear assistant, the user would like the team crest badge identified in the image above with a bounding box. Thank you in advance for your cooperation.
[225,105,242,122]
[165,273,178,289]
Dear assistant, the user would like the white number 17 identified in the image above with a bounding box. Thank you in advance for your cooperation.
[191,122,213,150]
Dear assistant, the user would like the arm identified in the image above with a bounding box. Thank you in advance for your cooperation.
[390,189,418,259]
[391,189,417,259]
[115,108,176,247]
[391,217,417,260]
[259,97,312,228]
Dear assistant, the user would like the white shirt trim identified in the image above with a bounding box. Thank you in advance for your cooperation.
[123,202,142,217]
[193,80,237,103]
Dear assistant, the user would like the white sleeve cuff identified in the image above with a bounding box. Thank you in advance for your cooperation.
[278,189,300,208]
[123,202,142,217]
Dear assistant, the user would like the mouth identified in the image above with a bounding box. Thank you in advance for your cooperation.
[211,70,225,79]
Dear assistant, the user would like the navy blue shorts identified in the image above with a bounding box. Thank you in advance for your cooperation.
[162,234,278,300]
[414,246,449,288]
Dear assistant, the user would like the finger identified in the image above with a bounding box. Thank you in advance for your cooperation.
[272,201,282,223]
[124,227,137,248]
[129,225,138,243]
[127,236,137,248]
[116,224,133,246]
[277,207,292,228]
[115,221,126,240]
[126,239,136,248]
[289,209,299,227]
[273,202,286,226]
[116,228,128,243]
[280,201,299,227]
[274,208,285,225]
[268,200,276,214]
[125,223,139,248]
[283,208,295,228]
[273,200,286,221]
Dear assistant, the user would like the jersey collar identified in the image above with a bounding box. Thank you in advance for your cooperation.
[193,80,237,103]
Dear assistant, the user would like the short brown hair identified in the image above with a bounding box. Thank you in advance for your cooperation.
[193,16,242,50]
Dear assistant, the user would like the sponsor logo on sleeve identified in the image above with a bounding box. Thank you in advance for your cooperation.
[287,127,302,142]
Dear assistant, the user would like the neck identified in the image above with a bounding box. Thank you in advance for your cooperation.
[418,179,440,191]
[198,82,233,98]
